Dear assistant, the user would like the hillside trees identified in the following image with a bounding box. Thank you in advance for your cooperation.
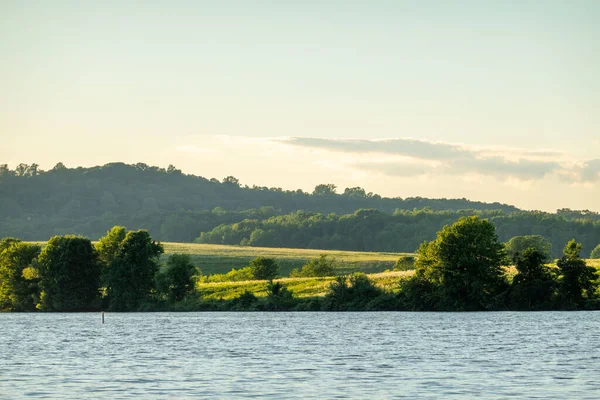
[6,162,600,252]
[196,209,600,257]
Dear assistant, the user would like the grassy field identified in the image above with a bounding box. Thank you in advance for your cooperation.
[195,259,600,301]
[195,270,415,300]
[162,242,412,276]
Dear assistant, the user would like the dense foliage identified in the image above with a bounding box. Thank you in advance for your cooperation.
[37,236,101,311]
[0,161,519,241]
[1,163,598,259]
[556,240,598,309]
[0,239,41,311]
[411,217,508,311]
[248,257,280,280]
[397,219,599,311]
[504,235,552,261]
[103,230,164,311]
[0,220,598,312]
[507,249,556,310]
[198,209,600,258]
[156,254,199,302]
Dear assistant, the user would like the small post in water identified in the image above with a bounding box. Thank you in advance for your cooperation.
[101,311,105,324]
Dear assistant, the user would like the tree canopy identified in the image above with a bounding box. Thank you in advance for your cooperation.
[505,235,552,261]
[103,230,164,311]
[37,236,101,311]
[0,240,41,311]
[413,216,508,311]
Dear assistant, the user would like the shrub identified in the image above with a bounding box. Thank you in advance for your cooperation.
[591,244,600,259]
[394,256,415,271]
[248,257,279,280]
[290,255,336,277]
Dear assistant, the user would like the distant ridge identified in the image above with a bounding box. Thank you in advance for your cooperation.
[1,162,598,257]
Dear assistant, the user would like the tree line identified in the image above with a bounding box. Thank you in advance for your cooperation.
[197,208,600,258]
[0,161,520,241]
[1,219,599,312]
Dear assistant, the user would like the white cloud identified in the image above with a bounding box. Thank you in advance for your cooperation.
[277,137,592,182]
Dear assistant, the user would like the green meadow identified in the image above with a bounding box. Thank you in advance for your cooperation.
[161,242,412,276]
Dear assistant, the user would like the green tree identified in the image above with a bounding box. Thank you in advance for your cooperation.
[52,162,67,171]
[158,254,199,302]
[104,230,164,311]
[394,255,416,271]
[509,248,556,310]
[290,255,336,277]
[505,235,552,261]
[0,164,12,177]
[263,280,295,310]
[556,239,598,309]
[414,216,507,311]
[15,163,29,177]
[0,239,41,311]
[343,187,367,198]
[312,183,337,196]
[96,226,127,267]
[37,236,101,311]
[323,273,384,311]
[591,244,600,259]
[222,176,240,186]
[248,257,279,280]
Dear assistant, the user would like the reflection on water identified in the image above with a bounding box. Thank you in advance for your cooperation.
[1,312,600,398]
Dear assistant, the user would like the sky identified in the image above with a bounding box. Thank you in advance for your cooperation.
[1,1,599,212]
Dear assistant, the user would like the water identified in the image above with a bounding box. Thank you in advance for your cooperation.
[1,312,600,399]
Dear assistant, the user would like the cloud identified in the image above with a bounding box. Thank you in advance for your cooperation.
[451,157,560,180]
[282,137,471,160]
[581,159,600,182]
[277,137,573,181]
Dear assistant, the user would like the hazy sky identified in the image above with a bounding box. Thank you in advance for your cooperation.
[1,1,599,211]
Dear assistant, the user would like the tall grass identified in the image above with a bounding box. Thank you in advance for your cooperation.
[195,270,415,300]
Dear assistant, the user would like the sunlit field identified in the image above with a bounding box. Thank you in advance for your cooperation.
[161,242,412,276]
[195,270,415,300]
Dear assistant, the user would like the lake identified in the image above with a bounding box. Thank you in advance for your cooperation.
[1,312,600,398]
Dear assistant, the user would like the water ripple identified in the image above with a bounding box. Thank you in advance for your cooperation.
[1,312,600,398]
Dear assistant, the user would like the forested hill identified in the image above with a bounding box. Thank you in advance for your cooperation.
[0,162,518,240]
[197,209,600,258]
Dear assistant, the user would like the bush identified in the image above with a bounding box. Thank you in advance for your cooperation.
[290,255,336,277]
[248,257,279,280]
[505,235,552,261]
[323,273,386,311]
[591,244,600,259]
[232,290,259,310]
[394,256,415,271]
[263,280,296,310]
